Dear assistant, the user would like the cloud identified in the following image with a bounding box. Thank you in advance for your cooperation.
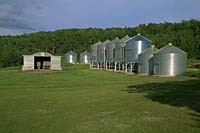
[0,0,42,35]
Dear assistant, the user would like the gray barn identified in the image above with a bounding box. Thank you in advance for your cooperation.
[138,47,158,75]
[114,35,130,71]
[65,51,77,64]
[97,39,110,69]
[80,51,90,64]
[153,44,187,76]
[124,34,152,73]
[105,37,120,69]
[22,52,62,71]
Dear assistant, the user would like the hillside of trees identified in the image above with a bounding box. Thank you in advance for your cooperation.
[0,19,200,68]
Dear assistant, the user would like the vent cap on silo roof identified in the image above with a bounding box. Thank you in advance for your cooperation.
[137,33,141,35]
[151,45,155,48]
[168,43,173,45]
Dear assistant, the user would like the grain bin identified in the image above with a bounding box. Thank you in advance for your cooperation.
[65,51,77,64]
[114,35,130,71]
[97,39,110,69]
[114,35,130,62]
[105,37,120,69]
[90,41,101,62]
[153,43,187,76]
[80,51,90,64]
[124,34,152,63]
[106,37,120,62]
[138,46,158,75]
[90,41,101,69]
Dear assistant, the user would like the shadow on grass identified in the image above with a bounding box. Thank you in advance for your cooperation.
[123,79,200,127]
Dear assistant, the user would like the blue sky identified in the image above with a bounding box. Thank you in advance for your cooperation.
[0,0,200,35]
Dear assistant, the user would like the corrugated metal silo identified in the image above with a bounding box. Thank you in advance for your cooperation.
[153,43,187,76]
[97,39,110,69]
[106,37,119,62]
[138,47,158,75]
[114,35,130,62]
[80,51,90,64]
[90,41,101,62]
[65,51,77,64]
[124,34,152,63]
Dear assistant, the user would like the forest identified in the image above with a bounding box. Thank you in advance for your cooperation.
[0,19,200,68]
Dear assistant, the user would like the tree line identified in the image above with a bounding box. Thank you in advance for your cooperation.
[0,19,200,68]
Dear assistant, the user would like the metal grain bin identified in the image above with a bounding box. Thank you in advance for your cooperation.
[106,37,120,62]
[124,34,152,63]
[97,39,110,62]
[153,44,187,76]
[65,51,77,64]
[114,35,130,62]
[138,47,158,75]
[90,41,101,62]
[80,51,90,64]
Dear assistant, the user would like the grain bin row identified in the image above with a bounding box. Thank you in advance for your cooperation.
[90,34,187,76]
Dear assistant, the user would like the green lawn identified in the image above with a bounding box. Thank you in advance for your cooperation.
[0,65,200,133]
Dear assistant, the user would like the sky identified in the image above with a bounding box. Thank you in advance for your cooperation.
[0,0,200,35]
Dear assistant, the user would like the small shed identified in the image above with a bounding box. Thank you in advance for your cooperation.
[65,51,77,64]
[153,43,187,76]
[138,46,158,75]
[22,52,62,71]
[80,51,90,64]
[124,34,152,63]
[90,41,101,62]
[105,37,120,62]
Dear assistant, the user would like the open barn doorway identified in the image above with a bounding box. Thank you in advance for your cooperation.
[34,56,51,69]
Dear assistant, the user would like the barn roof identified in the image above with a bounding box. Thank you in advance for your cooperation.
[33,52,53,56]
[23,52,53,57]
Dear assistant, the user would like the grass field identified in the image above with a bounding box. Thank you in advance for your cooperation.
[0,65,200,132]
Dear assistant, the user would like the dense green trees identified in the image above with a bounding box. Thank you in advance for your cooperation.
[0,19,200,68]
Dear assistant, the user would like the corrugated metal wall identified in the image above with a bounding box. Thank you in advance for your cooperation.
[65,51,77,64]
[124,35,152,63]
[22,55,34,71]
[106,38,119,62]
[90,41,101,62]
[51,56,62,70]
[97,40,110,62]
[80,51,90,64]
[114,36,130,62]
[138,47,158,75]
[153,45,187,76]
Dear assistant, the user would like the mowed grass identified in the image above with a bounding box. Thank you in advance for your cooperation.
[0,65,200,133]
